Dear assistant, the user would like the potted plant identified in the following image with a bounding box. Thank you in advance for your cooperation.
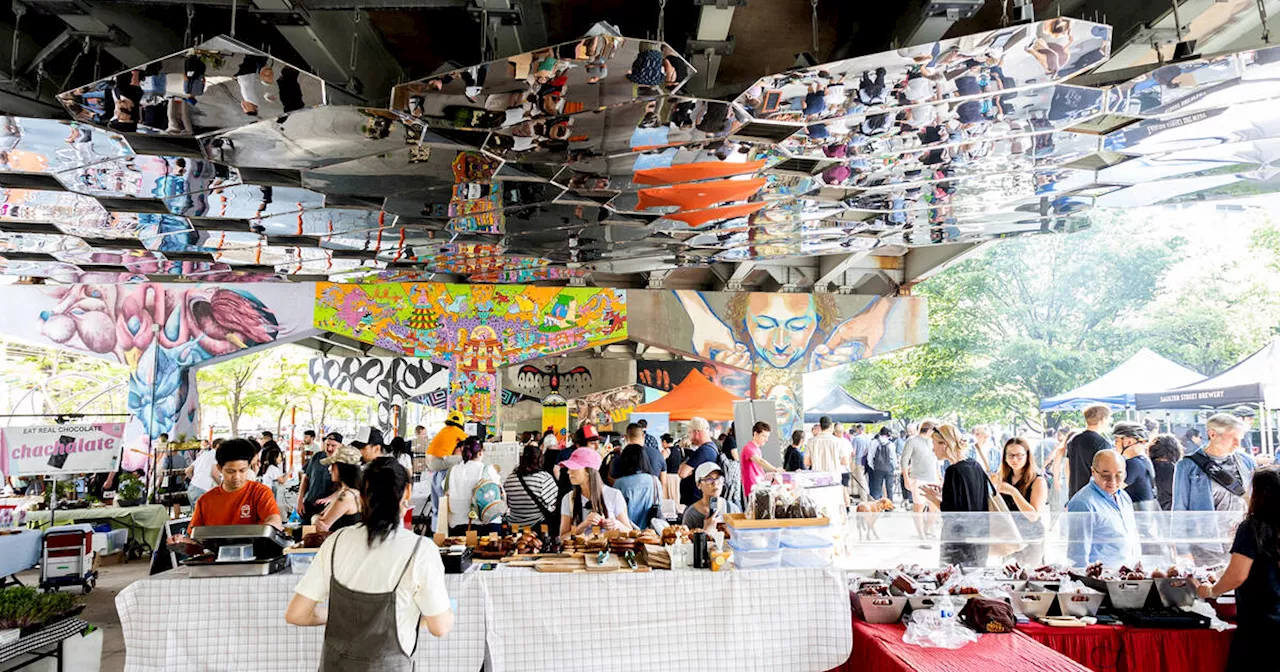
[116,474,145,507]
[0,586,82,635]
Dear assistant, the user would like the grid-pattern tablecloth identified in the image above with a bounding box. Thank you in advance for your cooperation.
[0,617,88,664]
[482,566,852,672]
[0,529,41,579]
[115,567,486,672]
[26,505,169,549]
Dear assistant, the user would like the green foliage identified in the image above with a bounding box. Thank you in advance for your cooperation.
[117,473,145,502]
[0,586,79,629]
[0,340,128,416]
[197,345,371,437]
[843,208,1280,426]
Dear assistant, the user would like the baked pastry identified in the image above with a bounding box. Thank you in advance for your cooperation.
[890,573,919,595]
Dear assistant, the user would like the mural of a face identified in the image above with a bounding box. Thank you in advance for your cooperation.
[764,384,800,439]
[743,294,819,369]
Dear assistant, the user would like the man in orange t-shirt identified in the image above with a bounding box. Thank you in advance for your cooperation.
[185,438,283,535]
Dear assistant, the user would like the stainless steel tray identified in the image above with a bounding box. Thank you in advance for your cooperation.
[192,525,289,546]
[183,555,289,578]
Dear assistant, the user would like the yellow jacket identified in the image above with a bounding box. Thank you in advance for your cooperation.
[428,424,468,459]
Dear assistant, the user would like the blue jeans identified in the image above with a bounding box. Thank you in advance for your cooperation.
[186,485,206,509]
[867,469,895,500]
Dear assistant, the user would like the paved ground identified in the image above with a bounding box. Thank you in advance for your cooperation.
[16,557,150,672]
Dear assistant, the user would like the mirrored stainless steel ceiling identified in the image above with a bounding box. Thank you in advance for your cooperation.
[0,24,1270,284]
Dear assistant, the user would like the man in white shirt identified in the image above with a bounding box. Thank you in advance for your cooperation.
[900,419,941,538]
[412,425,430,454]
[807,417,850,506]
[832,423,859,497]
[185,444,221,509]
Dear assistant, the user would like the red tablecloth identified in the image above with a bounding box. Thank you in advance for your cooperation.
[1018,621,1233,672]
[827,619,1091,672]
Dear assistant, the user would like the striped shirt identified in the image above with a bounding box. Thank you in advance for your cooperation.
[502,470,559,527]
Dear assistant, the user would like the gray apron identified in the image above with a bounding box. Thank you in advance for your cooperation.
[320,529,424,672]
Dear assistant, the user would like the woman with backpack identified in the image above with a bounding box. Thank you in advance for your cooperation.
[443,437,503,535]
[503,443,559,535]
[867,427,898,500]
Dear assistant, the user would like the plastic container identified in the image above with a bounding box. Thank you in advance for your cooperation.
[1056,591,1104,617]
[103,529,128,555]
[729,543,781,570]
[728,526,781,551]
[780,544,833,568]
[781,525,835,548]
[1154,577,1196,608]
[1011,590,1055,618]
[1210,596,1237,622]
[853,594,908,624]
[289,553,315,574]
[1105,580,1153,610]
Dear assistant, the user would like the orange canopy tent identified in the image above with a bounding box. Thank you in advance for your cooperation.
[632,370,744,421]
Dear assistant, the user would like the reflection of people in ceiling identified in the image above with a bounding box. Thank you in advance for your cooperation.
[234,55,275,117]
[1026,18,1073,77]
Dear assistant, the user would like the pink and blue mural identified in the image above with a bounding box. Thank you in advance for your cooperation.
[2,283,313,470]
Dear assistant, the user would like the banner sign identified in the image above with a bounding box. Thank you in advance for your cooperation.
[1,423,125,477]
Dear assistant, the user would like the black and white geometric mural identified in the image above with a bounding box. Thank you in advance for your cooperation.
[308,357,449,432]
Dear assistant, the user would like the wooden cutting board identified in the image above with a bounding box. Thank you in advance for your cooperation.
[584,553,622,572]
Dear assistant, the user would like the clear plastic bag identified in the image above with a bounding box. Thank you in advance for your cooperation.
[902,601,979,650]
[749,487,773,520]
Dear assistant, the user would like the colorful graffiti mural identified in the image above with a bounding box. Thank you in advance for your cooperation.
[628,290,926,438]
[0,283,313,470]
[636,360,753,399]
[314,283,627,423]
[451,370,500,426]
[570,385,644,430]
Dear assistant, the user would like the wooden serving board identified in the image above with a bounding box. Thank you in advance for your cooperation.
[584,554,622,572]
[535,564,586,573]
[501,553,571,563]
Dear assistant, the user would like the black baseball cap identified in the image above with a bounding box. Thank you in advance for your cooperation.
[351,426,385,449]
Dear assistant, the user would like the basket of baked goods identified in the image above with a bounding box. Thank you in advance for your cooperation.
[851,581,908,624]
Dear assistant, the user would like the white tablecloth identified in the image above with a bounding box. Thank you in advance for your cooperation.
[483,566,851,672]
[116,563,851,672]
[115,565,486,672]
[0,529,41,579]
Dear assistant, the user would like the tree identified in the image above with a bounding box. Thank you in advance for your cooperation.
[0,339,128,418]
[843,210,1185,425]
[198,353,266,437]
